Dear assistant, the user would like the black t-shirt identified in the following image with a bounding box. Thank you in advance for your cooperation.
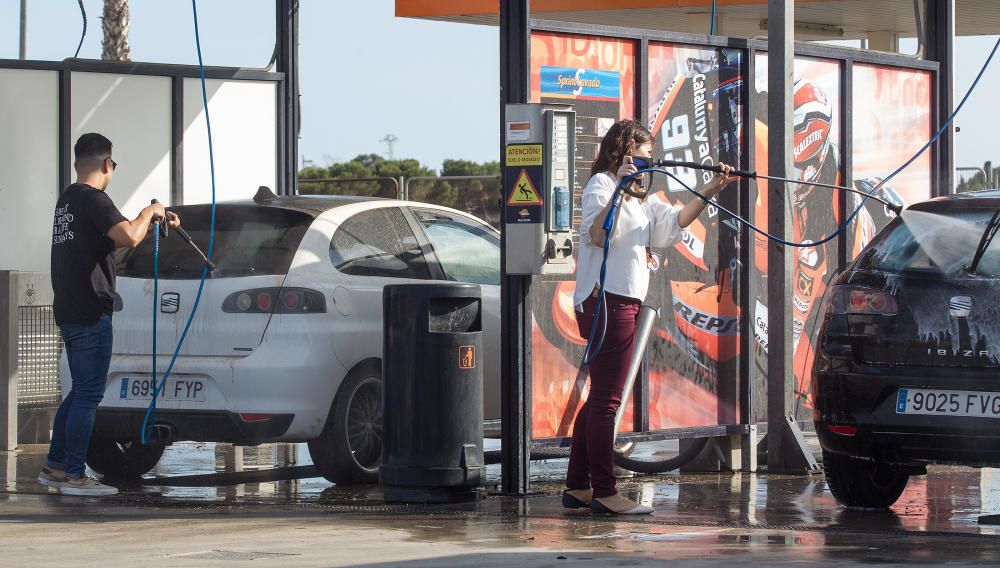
[51,184,128,325]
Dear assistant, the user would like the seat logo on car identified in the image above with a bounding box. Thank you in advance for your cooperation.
[949,296,972,318]
[161,292,180,314]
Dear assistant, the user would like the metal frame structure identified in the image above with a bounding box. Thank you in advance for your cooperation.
[3,0,957,492]
[0,0,299,200]
[499,0,947,493]
[0,1,301,450]
[0,58,286,201]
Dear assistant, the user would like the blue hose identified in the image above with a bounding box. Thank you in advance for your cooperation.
[151,226,159,409]
[581,35,1000,362]
[710,0,717,35]
[141,0,218,445]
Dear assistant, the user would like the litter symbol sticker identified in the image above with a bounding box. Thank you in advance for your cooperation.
[459,345,476,369]
[507,169,543,206]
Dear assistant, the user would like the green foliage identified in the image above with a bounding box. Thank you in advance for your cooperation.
[956,162,1000,194]
[297,155,501,226]
[441,159,500,177]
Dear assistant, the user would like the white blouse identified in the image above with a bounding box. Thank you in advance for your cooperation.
[573,171,683,311]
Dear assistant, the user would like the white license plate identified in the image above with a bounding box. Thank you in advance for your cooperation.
[896,388,1000,418]
[119,377,206,402]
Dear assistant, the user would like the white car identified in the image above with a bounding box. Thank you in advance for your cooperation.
[81,192,501,484]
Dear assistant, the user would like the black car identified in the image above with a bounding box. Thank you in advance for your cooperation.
[813,190,1000,508]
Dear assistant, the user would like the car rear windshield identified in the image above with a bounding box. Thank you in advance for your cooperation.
[854,208,1000,277]
[117,205,314,279]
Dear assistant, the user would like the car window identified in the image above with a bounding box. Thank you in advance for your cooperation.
[413,209,500,286]
[855,208,1000,276]
[117,205,312,279]
[330,208,431,279]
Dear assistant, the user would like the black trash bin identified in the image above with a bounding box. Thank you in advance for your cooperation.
[381,283,484,503]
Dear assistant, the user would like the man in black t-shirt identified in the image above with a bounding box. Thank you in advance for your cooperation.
[39,133,179,496]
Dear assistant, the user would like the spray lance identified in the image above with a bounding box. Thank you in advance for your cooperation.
[150,198,217,273]
[630,157,904,215]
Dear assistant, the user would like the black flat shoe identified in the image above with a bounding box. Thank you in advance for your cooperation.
[562,490,591,509]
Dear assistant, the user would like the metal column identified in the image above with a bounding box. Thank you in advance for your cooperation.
[19,0,27,60]
[924,0,955,196]
[766,0,819,474]
[499,0,532,495]
[0,272,18,452]
[276,0,300,196]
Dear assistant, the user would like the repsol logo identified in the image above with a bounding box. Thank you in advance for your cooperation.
[674,298,738,336]
[680,230,705,259]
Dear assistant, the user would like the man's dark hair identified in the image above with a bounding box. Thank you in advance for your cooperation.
[74,133,113,163]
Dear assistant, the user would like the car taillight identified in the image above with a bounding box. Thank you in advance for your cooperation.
[256,291,274,311]
[223,288,326,314]
[828,285,897,316]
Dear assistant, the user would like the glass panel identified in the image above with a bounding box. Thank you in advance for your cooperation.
[117,205,312,279]
[413,210,500,286]
[330,208,430,279]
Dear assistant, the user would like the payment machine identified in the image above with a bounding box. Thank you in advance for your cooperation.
[503,103,576,275]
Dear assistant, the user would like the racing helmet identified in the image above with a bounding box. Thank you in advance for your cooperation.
[792,79,834,203]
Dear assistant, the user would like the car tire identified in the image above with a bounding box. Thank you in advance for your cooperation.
[823,450,909,509]
[309,362,382,485]
[86,435,166,480]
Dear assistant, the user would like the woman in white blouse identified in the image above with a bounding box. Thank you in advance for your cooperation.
[563,119,737,515]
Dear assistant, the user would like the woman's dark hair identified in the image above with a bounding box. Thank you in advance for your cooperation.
[591,119,653,178]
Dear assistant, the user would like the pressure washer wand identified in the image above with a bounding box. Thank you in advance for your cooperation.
[150,199,217,272]
[174,225,217,272]
[653,159,903,214]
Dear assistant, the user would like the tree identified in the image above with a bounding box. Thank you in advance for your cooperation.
[297,156,500,226]
[102,0,131,62]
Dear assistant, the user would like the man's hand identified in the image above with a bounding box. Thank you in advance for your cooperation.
[147,202,166,223]
[165,211,181,229]
[107,202,168,249]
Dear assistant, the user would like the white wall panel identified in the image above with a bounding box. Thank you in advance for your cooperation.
[0,69,58,272]
[71,73,172,218]
[183,79,277,204]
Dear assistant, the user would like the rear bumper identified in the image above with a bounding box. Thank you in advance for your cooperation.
[814,367,1000,467]
[93,408,294,445]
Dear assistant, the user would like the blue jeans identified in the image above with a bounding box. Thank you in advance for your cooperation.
[47,314,113,478]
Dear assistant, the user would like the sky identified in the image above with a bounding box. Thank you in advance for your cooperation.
[0,1,997,175]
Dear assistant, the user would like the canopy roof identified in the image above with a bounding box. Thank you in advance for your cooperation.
[396,0,1000,40]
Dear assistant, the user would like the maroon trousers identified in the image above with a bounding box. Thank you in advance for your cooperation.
[567,292,640,498]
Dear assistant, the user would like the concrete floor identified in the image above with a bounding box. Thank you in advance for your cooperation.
[2,442,1000,566]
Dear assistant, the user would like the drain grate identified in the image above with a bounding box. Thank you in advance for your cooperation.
[166,550,298,561]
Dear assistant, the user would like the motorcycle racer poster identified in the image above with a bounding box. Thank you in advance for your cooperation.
[752,54,843,421]
[528,32,639,438]
[644,43,744,430]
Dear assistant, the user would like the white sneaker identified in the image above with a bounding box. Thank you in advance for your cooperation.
[37,466,68,488]
[60,476,119,496]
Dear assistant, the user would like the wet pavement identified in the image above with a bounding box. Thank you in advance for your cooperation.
[3,441,1000,566]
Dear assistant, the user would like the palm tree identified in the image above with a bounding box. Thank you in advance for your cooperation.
[101,0,131,62]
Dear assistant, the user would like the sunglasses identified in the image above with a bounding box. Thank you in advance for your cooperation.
[106,157,118,171]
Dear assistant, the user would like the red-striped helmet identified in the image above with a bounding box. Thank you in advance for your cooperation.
[792,79,834,200]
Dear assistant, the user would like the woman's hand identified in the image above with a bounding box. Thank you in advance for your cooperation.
[676,162,739,228]
[703,162,739,197]
[616,155,639,182]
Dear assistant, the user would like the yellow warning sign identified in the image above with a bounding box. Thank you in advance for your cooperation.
[505,144,543,166]
[507,169,543,206]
